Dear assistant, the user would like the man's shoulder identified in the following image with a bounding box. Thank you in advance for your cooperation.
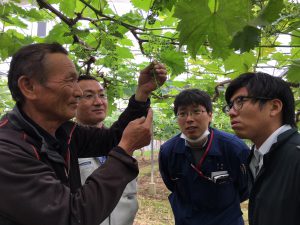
[213,128,244,143]
[0,123,37,159]
[161,134,181,149]
[212,128,250,154]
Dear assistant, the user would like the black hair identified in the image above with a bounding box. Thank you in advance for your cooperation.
[78,75,98,82]
[173,88,212,115]
[225,72,296,127]
[8,42,68,104]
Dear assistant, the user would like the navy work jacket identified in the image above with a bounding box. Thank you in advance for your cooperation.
[159,128,250,225]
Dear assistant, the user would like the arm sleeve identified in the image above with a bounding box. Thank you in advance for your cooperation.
[158,145,175,192]
[75,95,150,158]
[0,142,138,225]
[236,143,250,202]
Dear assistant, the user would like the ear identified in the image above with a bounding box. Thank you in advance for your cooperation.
[269,99,283,117]
[208,111,213,122]
[17,75,38,100]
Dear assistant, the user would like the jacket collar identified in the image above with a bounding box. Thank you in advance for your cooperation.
[7,105,69,165]
[174,128,222,156]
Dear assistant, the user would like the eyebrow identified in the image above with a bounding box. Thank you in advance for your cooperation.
[230,95,246,102]
[83,89,105,94]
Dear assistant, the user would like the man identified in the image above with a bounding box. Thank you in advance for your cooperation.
[224,72,300,225]
[0,43,167,225]
[76,75,138,225]
[159,89,250,225]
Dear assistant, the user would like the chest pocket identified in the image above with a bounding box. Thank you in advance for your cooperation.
[169,152,236,210]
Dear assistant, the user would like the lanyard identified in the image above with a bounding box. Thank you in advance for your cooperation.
[196,129,214,170]
[190,130,214,180]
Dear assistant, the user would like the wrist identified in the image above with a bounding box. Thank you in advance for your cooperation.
[135,89,150,102]
[118,143,133,156]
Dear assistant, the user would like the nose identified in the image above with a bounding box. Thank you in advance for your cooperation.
[185,113,195,121]
[93,96,104,105]
[228,106,238,118]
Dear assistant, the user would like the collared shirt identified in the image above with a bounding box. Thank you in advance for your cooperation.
[250,124,292,177]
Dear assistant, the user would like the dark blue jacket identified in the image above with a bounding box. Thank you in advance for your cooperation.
[159,128,250,225]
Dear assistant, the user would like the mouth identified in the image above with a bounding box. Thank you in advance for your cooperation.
[70,102,79,107]
[92,109,104,113]
[231,121,240,129]
[185,126,197,132]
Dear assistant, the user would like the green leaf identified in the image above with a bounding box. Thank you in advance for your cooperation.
[59,0,76,17]
[161,0,177,11]
[131,0,152,11]
[26,9,45,21]
[271,52,289,67]
[173,0,211,58]
[230,26,261,53]
[224,52,256,74]
[47,0,61,3]
[217,0,252,35]
[208,16,231,59]
[8,17,28,28]
[291,30,300,46]
[283,19,300,33]
[0,30,33,60]
[173,0,252,58]
[45,24,73,44]
[160,49,186,76]
[254,0,285,26]
[291,30,300,58]
[116,46,134,59]
[286,59,300,82]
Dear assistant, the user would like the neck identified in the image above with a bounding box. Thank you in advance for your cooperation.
[21,104,61,137]
[77,120,103,128]
[188,137,208,148]
[253,122,283,149]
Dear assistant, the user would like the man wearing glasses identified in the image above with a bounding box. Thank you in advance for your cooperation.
[159,88,250,225]
[224,72,300,225]
[76,75,138,225]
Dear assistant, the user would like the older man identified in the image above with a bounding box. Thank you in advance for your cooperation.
[0,43,167,225]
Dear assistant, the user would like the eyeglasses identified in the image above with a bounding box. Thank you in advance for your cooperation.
[177,109,207,119]
[222,96,272,114]
[80,93,107,101]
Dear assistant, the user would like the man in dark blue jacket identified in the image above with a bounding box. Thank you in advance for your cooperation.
[224,72,300,225]
[159,89,250,225]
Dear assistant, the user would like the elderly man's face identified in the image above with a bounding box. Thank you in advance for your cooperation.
[32,53,82,124]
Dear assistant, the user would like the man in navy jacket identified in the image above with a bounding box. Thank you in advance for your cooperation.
[159,89,250,225]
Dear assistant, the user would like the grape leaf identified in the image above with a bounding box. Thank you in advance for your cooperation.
[254,0,284,26]
[160,49,186,76]
[230,26,261,53]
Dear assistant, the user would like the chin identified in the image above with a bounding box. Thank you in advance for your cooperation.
[233,130,248,139]
[186,135,198,140]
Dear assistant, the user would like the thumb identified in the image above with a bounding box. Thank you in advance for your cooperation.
[141,61,155,74]
[143,108,153,128]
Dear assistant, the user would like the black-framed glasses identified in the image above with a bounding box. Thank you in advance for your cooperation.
[222,96,272,114]
[176,109,207,119]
